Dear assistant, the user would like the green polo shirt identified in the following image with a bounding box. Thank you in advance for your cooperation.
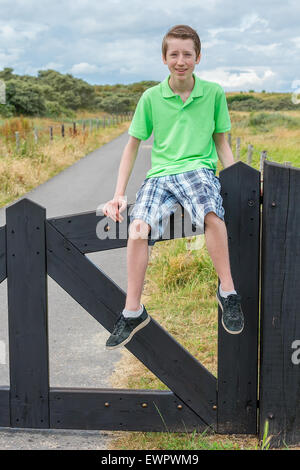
[128,72,231,178]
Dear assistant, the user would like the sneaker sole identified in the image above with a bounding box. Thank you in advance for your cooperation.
[105,315,151,350]
[216,294,244,335]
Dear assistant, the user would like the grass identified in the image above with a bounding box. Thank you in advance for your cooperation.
[228,110,300,169]
[0,113,130,208]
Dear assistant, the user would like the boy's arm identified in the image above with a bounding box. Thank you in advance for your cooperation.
[213,132,235,169]
[102,135,141,222]
[114,135,141,197]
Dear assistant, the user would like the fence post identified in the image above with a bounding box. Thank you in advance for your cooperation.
[236,137,240,160]
[61,124,64,138]
[6,199,49,428]
[227,133,231,149]
[247,144,253,165]
[49,127,53,141]
[260,150,267,195]
[259,161,300,447]
[217,162,260,434]
[15,131,20,151]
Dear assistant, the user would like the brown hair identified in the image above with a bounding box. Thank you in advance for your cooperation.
[162,25,201,59]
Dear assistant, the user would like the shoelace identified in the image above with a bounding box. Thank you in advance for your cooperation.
[224,294,242,320]
[112,315,128,335]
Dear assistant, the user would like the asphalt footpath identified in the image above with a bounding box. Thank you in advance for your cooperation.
[0,131,153,449]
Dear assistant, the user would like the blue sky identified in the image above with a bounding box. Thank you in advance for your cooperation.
[0,0,299,91]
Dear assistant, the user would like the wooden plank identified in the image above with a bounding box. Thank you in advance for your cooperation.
[0,226,6,283]
[46,221,217,428]
[259,161,300,447]
[217,162,260,434]
[0,386,10,427]
[6,198,49,428]
[50,388,207,432]
[48,203,203,253]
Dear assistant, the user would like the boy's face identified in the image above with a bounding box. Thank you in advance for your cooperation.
[162,38,201,80]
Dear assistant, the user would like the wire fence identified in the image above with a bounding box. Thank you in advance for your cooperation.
[0,111,134,150]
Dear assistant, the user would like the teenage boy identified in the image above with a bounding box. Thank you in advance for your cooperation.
[102,25,244,350]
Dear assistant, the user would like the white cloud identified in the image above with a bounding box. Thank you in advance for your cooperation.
[0,48,23,68]
[196,67,276,90]
[0,21,48,42]
[239,13,269,32]
[70,62,100,74]
[235,42,282,56]
[291,37,300,48]
[41,62,64,70]
[208,13,270,37]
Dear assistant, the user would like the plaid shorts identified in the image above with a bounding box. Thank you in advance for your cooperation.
[129,168,225,241]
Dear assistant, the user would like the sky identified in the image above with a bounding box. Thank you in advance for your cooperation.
[0,0,299,92]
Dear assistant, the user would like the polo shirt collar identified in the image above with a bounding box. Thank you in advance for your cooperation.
[161,72,204,98]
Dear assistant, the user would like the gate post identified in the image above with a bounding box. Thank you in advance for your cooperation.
[259,161,300,447]
[6,198,49,428]
[217,162,260,434]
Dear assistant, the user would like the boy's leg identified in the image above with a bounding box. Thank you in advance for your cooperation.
[204,211,244,334]
[125,220,151,310]
[105,219,151,350]
[204,211,234,291]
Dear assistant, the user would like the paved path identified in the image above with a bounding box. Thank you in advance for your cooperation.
[0,131,153,449]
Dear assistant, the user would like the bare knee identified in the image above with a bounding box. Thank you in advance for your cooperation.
[129,219,151,240]
[204,211,223,228]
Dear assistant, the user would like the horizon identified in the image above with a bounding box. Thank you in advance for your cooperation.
[0,67,296,94]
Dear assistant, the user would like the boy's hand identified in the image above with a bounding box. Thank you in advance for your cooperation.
[101,195,127,223]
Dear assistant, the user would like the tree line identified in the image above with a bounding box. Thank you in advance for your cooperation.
[0,67,298,119]
[0,67,158,118]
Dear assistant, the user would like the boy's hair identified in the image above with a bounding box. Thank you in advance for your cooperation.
[162,25,201,59]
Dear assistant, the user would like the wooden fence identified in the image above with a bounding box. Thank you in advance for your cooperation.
[0,160,299,447]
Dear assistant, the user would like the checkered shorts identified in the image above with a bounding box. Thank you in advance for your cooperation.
[129,168,225,242]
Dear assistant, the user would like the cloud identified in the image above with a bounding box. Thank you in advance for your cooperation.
[0,20,48,42]
[196,67,276,90]
[291,37,300,48]
[70,62,100,74]
[0,0,298,90]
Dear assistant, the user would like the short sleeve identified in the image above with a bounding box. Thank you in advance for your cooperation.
[214,86,231,133]
[128,91,153,140]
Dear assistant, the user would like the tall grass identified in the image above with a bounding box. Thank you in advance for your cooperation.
[0,115,130,207]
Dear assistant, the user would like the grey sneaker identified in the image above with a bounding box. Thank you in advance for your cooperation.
[216,288,244,334]
[106,306,150,350]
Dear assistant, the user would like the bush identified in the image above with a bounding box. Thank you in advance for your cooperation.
[44,101,76,118]
[5,80,47,116]
[248,112,300,131]
[97,96,133,113]
[0,103,16,117]
[227,94,258,103]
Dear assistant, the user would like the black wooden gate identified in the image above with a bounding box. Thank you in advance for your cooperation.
[0,160,298,447]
